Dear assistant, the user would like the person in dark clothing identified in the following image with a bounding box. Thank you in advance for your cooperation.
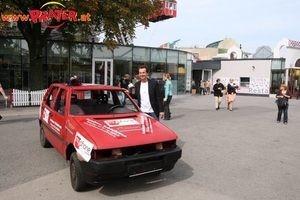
[213,78,225,110]
[67,75,82,86]
[118,74,130,107]
[276,84,291,124]
[130,67,164,120]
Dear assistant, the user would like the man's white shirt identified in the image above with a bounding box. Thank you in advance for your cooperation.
[140,81,154,113]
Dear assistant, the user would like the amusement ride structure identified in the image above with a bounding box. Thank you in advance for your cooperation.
[116,0,177,45]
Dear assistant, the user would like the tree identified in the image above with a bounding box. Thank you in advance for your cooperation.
[0,0,161,90]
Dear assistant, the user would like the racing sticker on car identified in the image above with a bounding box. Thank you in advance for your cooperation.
[140,115,153,134]
[50,118,62,135]
[42,108,50,123]
[85,118,127,139]
[74,132,94,162]
[104,118,140,127]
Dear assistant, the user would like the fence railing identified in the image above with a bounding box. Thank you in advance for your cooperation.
[11,89,47,107]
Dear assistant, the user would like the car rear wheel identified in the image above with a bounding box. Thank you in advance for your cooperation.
[70,152,86,191]
[40,124,52,148]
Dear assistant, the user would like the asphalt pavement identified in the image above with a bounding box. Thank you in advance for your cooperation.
[0,94,299,200]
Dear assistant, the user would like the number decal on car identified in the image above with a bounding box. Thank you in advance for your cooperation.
[42,108,50,124]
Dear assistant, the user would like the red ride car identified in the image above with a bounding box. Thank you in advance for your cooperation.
[39,83,182,191]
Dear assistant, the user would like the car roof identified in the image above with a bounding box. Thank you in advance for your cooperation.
[50,83,123,91]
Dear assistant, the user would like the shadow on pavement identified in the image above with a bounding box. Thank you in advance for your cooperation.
[169,114,185,120]
[0,117,37,124]
[82,158,193,196]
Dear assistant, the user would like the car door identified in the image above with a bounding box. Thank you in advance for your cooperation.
[47,88,68,156]
[41,87,66,154]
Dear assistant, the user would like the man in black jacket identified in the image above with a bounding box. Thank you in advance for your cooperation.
[213,78,225,110]
[130,66,164,120]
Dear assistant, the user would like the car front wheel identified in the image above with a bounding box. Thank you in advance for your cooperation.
[40,124,52,148]
[70,152,86,191]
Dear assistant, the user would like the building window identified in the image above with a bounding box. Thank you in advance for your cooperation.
[295,58,300,67]
[240,77,250,87]
[230,52,237,59]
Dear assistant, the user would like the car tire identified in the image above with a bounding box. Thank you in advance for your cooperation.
[40,124,52,148]
[70,152,86,191]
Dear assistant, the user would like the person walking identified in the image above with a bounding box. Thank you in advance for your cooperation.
[0,83,9,120]
[205,80,211,95]
[213,78,225,110]
[163,73,173,120]
[118,74,130,107]
[226,78,238,111]
[276,84,291,124]
[199,80,205,95]
[130,66,164,120]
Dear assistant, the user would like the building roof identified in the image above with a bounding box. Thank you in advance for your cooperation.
[206,40,223,48]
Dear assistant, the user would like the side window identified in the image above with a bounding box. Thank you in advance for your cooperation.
[240,77,250,87]
[54,89,67,116]
[46,87,58,108]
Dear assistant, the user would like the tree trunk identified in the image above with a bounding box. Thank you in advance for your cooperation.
[29,42,44,91]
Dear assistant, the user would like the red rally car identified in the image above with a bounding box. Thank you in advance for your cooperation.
[39,83,182,191]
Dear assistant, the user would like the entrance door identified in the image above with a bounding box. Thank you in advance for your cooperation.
[92,59,113,85]
[203,69,212,82]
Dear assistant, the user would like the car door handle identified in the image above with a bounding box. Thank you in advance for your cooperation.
[49,112,53,117]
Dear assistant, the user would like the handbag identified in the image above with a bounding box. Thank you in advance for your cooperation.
[276,98,287,108]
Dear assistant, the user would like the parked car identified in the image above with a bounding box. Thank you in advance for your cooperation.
[39,83,182,191]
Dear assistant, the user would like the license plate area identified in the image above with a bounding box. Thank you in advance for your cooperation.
[128,160,163,177]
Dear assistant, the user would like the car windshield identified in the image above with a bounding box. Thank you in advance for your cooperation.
[68,89,139,115]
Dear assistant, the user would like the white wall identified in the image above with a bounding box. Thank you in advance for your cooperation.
[212,60,272,95]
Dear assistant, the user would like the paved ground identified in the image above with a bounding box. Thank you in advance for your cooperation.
[0,94,299,200]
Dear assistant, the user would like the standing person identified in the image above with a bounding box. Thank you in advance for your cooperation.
[276,84,291,124]
[130,75,140,94]
[213,79,225,110]
[199,80,205,95]
[130,66,164,120]
[132,75,140,85]
[118,74,130,107]
[0,83,9,120]
[163,73,173,120]
[295,84,300,100]
[226,78,238,111]
[205,80,211,95]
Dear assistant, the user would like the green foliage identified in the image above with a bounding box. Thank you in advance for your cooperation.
[0,0,162,90]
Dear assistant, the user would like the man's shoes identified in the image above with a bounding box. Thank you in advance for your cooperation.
[164,118,170,120]
[216,107,220,110]
[284,122,288,125]
[0,115,2,120]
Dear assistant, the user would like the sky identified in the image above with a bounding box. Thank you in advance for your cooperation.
[134,0,300,54]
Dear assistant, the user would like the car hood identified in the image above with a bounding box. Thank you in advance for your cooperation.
[72,113,178,149]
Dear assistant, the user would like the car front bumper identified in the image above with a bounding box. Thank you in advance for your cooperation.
[80,146,182,185]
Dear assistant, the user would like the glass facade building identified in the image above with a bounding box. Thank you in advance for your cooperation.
[0,37,193,95]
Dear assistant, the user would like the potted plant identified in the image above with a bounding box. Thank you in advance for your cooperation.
[191,83,196,95]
